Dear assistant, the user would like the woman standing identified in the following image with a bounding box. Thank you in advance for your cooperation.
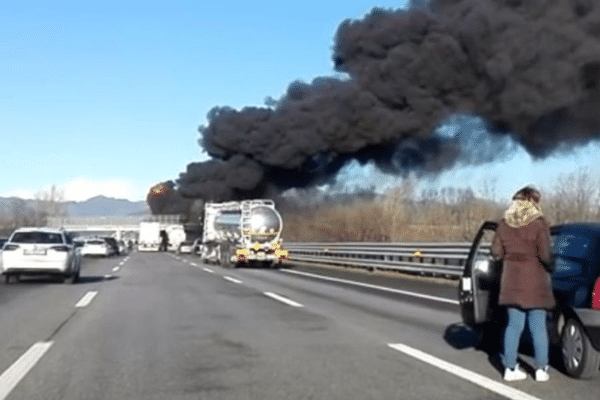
[492,186,555,382]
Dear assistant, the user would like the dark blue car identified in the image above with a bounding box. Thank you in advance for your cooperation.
[459,221,600,379]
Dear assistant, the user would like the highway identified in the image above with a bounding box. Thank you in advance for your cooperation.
[0,251,597,399]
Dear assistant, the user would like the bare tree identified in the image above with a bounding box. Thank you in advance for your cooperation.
[34,184,68,226]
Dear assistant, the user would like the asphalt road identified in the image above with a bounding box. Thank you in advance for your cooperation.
[0,251,597,399]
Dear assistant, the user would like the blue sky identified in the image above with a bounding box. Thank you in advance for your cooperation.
[2,0,599,203]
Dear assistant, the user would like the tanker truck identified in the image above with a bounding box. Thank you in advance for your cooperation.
[200,199,288,268]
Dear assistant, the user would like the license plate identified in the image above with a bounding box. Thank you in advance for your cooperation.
[24,249,47,256]
[257,252,265,260]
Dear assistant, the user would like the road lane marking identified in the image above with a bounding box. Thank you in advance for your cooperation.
[75,291,98,308]
[387,343,543,400]
[203,267,214,273]
[0,341,54,400]
[281,269,459,305]
[263,292,304,308]
[119,261,125,266]
[190,262,198,267]
[112,266,120,272]
[223,276,243,284]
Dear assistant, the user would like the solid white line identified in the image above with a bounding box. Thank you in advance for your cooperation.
[0,341,53,400]
[388,343,543,400]
[281,269,459,305]
[112,266,120,272]
[263,292,304,308]
[223,276,243,284]
[203,267,214,273]
[75,291,98,308]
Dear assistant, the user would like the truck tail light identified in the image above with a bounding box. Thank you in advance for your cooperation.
[592,277,600,310]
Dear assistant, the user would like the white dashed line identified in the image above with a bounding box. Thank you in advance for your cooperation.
[190,262,198,267]
[281,269,459,305]
[0,341,54,400]
[203,267,214,273]
[263,292,304,308]
[223,276,243,284]
[112,266,120,272]
[75,291,98,308]
[387,343,543,400]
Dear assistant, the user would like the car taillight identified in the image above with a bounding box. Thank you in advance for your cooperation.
[3,244,19,251]
[50,246,70,252]
[592,278,600,310]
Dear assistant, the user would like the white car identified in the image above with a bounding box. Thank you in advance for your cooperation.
[1,227,81,283]
[80,238,111,257]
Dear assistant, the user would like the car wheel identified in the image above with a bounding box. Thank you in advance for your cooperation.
[561,318,600,379]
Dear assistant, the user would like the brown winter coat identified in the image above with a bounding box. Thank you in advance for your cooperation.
[491,201,555,310]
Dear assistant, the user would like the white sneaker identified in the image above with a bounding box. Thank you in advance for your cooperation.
[504,366,527,381]
[535,366,549,382]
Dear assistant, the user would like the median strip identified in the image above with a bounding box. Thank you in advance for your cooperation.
[281,269,459,305]
[263,292,304,308]
[0,341,53,400]
[75,291,98,308]
[387,343,543,400]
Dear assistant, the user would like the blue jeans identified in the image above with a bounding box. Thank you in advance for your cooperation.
[503,307,549,369]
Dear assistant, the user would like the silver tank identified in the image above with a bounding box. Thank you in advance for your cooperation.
[214,206,281,244]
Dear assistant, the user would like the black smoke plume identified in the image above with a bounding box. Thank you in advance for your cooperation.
[151,0,600,214]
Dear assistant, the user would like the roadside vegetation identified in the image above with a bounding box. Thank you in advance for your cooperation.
[280,168,600,243]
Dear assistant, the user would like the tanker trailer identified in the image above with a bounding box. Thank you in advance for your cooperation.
[200,199,288,268]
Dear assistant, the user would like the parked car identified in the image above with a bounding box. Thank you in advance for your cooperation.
[1,227,81,284]
[80,238,111,257]
[460,221,600,379]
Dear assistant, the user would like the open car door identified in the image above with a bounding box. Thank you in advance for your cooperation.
[459,221,503,327]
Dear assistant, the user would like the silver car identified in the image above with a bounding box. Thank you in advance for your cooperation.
[1,227,81,284]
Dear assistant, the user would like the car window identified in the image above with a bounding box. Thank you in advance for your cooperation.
[552,232,590,276]
[554,233,590,258]
[11,231,64,244]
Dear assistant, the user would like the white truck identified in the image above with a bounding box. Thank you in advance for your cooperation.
[166,224,186,252]
[200,199,288,268]
[138,222,161,251]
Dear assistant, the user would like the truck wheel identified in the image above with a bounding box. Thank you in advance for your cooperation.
[562,318,600,379]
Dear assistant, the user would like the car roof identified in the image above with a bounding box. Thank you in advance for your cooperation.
[552,222,600,233]
[11,227,65,234]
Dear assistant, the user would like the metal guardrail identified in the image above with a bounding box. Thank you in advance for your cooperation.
[285,242,492,279]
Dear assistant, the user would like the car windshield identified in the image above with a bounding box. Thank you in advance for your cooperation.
[11,231,64,244]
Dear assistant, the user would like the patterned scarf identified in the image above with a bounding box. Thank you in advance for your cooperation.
[504,199,543,228]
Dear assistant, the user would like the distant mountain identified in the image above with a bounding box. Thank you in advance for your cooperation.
[0,195,149,217]
[65,195,149,217]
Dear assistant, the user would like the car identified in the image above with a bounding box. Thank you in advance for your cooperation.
[192,238,202,254]
[459,221,600,379]
[80,238,111,257]
[177,240,195,254]
[1,227,81,284]
[117,240,128,255]
[102,236,119,256]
